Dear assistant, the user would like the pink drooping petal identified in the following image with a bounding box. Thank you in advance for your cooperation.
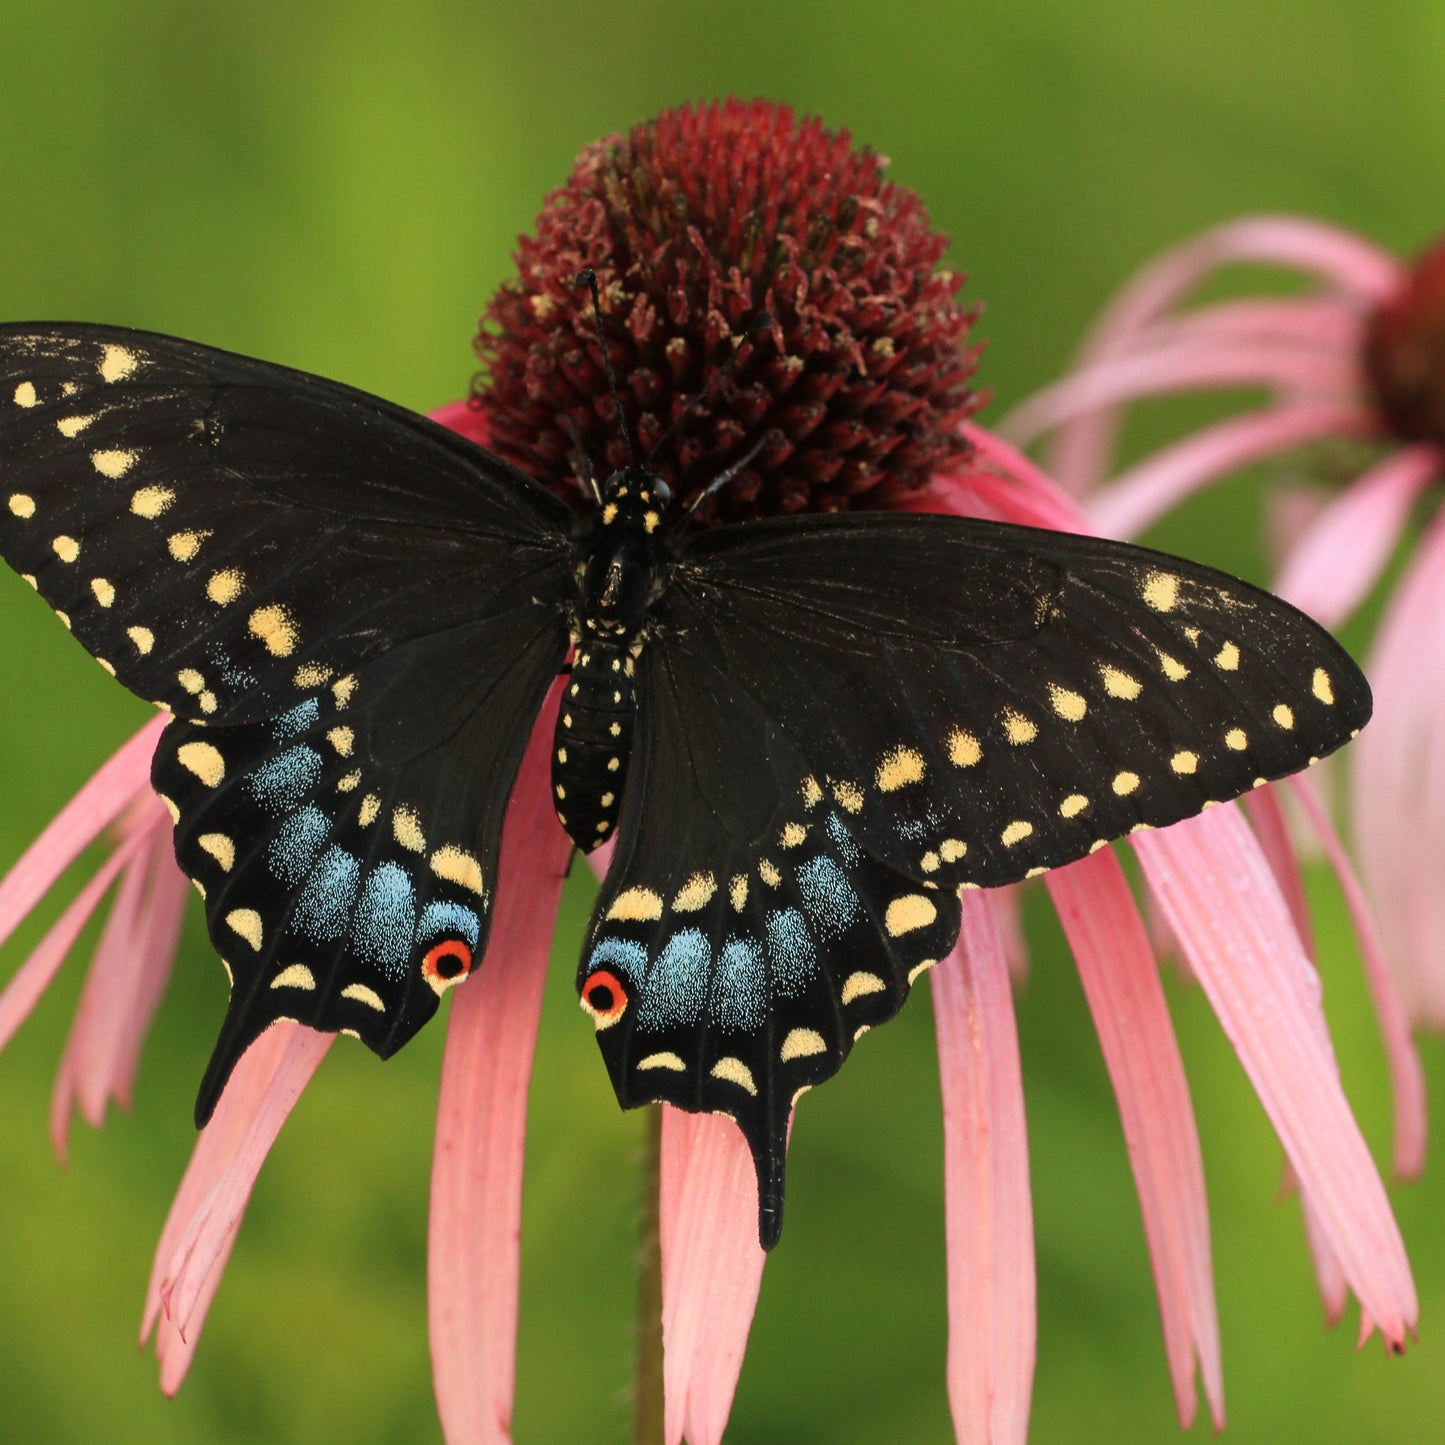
[428,685,571,1445]
[429,397,489,445]
[659,1107,772,1445]
[1034,216,1400,492]
[1240,787,1314,961]
[1352,505,1445,1028]
[999,343,1359,454]
[142,1022,334,1391]
[1272,444,1440,628]
[0,714,166,954]
[1047,853,1223,1428]
[1135,808,1417,1346]
[933,891,1035,1445]
[937,424,1093,533]
[1121,297,1366,356]
[0,826,148,1056]
[1088,403,1380,540]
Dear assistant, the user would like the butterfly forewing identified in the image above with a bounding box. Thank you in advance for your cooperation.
[0,324,573,725]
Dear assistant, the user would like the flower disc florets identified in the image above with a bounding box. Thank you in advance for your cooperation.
[1365,235,1445,449]
[474,98,982,523]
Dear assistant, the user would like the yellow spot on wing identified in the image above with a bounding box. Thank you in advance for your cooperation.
[710,1057,757,1094]
[729,874,748,910]
[93,448,139,479]
[638,1052,686,1072]
[7,493,35,518]
[1049,685,1087,721]
[1171,751,1198,775]
[198,833,235,870]
[271,964,317,991]
[1142,571,1179,612]
[392,807,425,852]
[1214,641,1240,671]
[431,845,485,895]
[1156,650,1190,681]
[358,794,380,826]
[1313,668,1334,704]
[1001,820,1033,846]
[52,535,80,562]
[341,983,387,1012]
[327,726,355,756]
[1060,793,1089,818]
[608,886,664,922]
[13,381,37,407]
[876,746,926,791]
[939,838,967,862]
[177,741,225,786]
[177,668,204,693]
[168,530,209,561]
[157,793,180,824]
[1002,710,1037,744]
[56,414,95,437]
[672,872,717,911]
[293,662,332,688]
[841,971,886,1004]
[225,908,263,950]
[885,894,937,936]
[1100,665,1142,700]
[758,859,782,888]
[126,625,154,653]
[100,343,139,382]
[832,779,864,812]
[781,1028,827,1061]
[206,568,244,605]
[1225,728,1247,751]
[130,484,174,516]
[333,674,357,706]
[249,604,298,657]
[90,577,115,607]
[948,728,982,767]
[779,822,807,849]
[1273,704,1295,729]
[1113,771,1140,795]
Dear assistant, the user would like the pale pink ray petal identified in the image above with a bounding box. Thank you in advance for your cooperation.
[1272,444,1440,628]
[140,1022,326,1391]
[1296,1183,1350,1326]
[1035,217,1399,491]
[1240,787,1314,960]
[1089,403,1380,540]
[950,423,1093,532]
[1352,507,1445,1026]
[0,714,167,953]
[999,345,1358,452]
[0,827,147,1057]
[933,891,1035,1445]
[1135,808,1417,1345]
[1124,297,1364,355]
[428,398,488,444]
[158,1024,333,1340]
[659,1107,771,1445]
[1047,853,1223,1428]
[428,686,571,1445]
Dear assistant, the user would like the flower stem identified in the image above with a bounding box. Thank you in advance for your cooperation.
[635,1104,665,1445]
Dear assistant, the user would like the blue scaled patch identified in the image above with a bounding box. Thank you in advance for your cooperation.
[825,810,861,866]
[248,745,324,815]
[272,698,321,743]
[765,907,817,998]
[710,934,766,1032]
[351,862,416,980]
[639,927,710,1029]
[417,900,480,949]
[587,936,649,986]
[795,854,860,940]
[291,845,360,942]
[268,805,330,887]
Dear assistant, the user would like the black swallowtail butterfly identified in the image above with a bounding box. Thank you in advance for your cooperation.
[0,322,1370,1247]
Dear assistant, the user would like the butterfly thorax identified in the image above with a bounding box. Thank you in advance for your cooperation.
[554,464,674,851]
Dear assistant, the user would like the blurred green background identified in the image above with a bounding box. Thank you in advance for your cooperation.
[1,2,1442,1441]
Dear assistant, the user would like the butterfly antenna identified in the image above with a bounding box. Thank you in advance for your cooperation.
[676,434,769,530]
[646,310,772,471]
[575,268,637,466]
[560,413,603,505]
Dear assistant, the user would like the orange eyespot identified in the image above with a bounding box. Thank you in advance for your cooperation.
[580,968,628,1029]
[422,938,474,995]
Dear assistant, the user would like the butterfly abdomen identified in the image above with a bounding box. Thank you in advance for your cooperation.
[553,641,637,850]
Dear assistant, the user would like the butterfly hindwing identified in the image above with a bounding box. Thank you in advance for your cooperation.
[155,610,570,1123]
[580,511,1371,1242]
[0,323,573,724]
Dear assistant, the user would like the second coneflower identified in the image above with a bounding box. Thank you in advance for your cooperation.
[0,107,1419,1445]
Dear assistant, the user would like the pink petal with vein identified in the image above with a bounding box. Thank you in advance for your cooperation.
[1240,787,1314,959]
[428,685,571,1445]
[1135,808,1416,1345]
[1352,505,1445,1026]
[0,715,166,954]
[1090,403,1379,539]
[142,1022,333,1390]
[1286,776,1425,1179]
[933,891,1035,1445]
[1273,444,1440,628]
[659,1107,771,1445]
[1047,853,1222,1428]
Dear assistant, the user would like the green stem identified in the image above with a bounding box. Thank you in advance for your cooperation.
[635,1104,666,1445]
